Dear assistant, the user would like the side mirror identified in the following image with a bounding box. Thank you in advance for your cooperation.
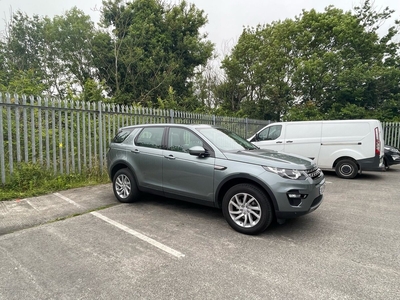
[189,146,208,157]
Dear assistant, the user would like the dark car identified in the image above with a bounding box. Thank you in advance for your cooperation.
[384,145,400,169]
[106,124,325,235]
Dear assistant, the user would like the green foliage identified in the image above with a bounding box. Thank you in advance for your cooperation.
[0,162,109,201]
[97,0,214,108]
[1,8,98,99]
[0,69,46,95]
[218,1,400,121]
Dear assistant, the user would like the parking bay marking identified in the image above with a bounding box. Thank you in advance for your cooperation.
[53,193,185,259]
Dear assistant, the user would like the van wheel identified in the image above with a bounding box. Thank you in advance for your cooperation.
[112,168,140,203]
[335,159,358,179]
[222,184,272,235]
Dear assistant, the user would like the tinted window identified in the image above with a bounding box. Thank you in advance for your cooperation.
[112,129,133,143]
[167,127,203,152]
[135,127,165,149]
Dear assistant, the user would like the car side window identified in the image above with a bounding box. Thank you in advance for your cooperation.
[112,129,133,143]
[167,127,203,153]
[259,125,282,141]
[135,127,164,149]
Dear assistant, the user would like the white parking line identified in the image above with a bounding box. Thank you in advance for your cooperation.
[54,192,83,208]
[53,192,185,259]
[91,211,185,259]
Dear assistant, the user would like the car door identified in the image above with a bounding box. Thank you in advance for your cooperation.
[129,126,165,192]
[251,124,285,151]
[162,127,215,203]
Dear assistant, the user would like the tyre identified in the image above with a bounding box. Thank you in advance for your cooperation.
[335,159,358,179]
[112,168,140,203]
[222,183,273,235]
[384,158,389,170]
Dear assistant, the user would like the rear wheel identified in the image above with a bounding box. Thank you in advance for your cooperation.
[112,168,140,203]
[335,159,358,179]
[222,184,273,235]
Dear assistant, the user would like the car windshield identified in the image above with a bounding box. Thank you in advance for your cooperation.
[197,127,258,151]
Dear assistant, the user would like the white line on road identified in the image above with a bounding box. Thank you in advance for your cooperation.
[53,192,184,259]
[91,211,185,259]
[53,192,83,208]
[26,200,40,212]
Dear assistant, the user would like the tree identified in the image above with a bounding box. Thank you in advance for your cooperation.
[47,8,98,97]
[1,8,99,98]
[218,1,400,121]
[97,0,214,108]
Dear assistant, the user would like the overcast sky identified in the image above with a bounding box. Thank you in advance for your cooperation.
[0,0,399,55]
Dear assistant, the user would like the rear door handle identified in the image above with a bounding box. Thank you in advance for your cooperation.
[286,140,293,143]
[131,149,140,154]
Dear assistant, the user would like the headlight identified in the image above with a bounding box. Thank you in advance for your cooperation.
[263,166,308,180]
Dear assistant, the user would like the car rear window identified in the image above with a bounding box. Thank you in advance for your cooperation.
[112,129,133,143]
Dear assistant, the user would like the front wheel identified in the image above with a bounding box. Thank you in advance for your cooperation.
[384,158,389,170]
[112,168,140,203]
[335,159,358,179]
[222,184,273,235]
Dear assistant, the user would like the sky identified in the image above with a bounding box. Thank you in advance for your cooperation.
[0,0,399,56]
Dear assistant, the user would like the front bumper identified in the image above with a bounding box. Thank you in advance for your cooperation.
[385,152,400,166]
[271,177,325,219]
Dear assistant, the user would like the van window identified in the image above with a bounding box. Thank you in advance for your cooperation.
[258,125,282,141]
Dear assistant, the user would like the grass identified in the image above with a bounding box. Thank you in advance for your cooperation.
[0,162,110,201]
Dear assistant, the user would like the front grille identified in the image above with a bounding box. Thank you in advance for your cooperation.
[305,165,323,179]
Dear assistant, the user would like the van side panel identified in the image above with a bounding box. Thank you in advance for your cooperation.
[249,119,385,174]
[283,122,322,162]
[318,121,376,169]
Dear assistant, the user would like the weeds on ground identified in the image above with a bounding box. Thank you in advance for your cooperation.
[0,162,110,201]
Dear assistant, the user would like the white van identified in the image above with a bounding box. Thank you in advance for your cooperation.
[248,119,385,178]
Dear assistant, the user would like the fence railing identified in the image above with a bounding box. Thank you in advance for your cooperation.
[1,93,399,185]
[382,122,400,148]
[0,94,270,184]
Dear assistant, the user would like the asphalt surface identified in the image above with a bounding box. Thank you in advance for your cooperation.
[0,166,399,299]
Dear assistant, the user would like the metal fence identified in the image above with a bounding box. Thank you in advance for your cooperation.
[382,122,400,149]
[1,93,399,185]
[0,94,270,184]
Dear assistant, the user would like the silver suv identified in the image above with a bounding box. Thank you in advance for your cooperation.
[106,124,325,234]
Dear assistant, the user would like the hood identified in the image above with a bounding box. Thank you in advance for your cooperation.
[223,149,314,169]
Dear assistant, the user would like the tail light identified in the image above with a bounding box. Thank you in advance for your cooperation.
[374,127,380,156]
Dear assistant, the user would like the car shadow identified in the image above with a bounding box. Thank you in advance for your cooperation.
[130,193,325,237]
[322,170,387,180]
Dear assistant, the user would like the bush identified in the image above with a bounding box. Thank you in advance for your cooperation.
[0,162,109,201]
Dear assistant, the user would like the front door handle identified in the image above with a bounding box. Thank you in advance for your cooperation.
[164,155,176,160]
[131,149,140,154]
[276,141,283,144]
